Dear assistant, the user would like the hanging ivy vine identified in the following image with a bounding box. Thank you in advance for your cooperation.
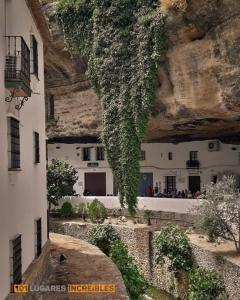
[57,0,167,214]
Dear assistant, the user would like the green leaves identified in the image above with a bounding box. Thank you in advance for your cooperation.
[154,224,193,276]
[47,159,78,208]
[57,0,167,214]
[88,198,107,224]
[110,242,148,300]
[186,268,226,300]
[88,225,120,256]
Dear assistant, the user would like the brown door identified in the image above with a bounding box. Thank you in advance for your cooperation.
[85,173,106,196]
[188,176,201,194]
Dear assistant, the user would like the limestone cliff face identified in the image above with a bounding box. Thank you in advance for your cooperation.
[42,0,240,142]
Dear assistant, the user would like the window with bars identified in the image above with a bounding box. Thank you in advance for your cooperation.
[8,118,20,169]
[31,35,38,77]
[34,132,40,163]
[166,176,176,193]
[10,235,22,285]
[96,147,104,161]
[168,152,173,160]
[140,150,146,161]
[190,151,198,161]
[49,95,55,120]
[35,218,42,258]
[83,147,91,161]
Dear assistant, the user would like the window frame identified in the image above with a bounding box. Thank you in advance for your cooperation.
[35,218,42,258]
[190,151,198,161]
[83,147,91,161]
[96,146,104,161]
[49,94,55,120]
[166,176,176,193]
[30,35,38,78]
[34,131,40,164]
[10,234,22,286]
[8,117,21,170]
[140,150,146,161]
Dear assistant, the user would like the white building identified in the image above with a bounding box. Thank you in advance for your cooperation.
[0,1,49,299]
[47,139,240,197]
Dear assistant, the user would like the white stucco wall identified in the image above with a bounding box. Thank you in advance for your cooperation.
[0,1,47,299]
[48,140,240,197]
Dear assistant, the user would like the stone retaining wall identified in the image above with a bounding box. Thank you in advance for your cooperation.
[50,219,240,300]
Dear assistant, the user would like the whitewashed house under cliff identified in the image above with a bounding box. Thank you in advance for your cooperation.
[0,0,49,299]
[47,138,240,197]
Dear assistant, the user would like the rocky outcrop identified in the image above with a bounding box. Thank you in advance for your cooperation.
[42,0,240,142]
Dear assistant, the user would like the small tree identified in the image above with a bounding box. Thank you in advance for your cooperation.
[88,199,107,224]
[47,159,78,209]
[195,176,240,253]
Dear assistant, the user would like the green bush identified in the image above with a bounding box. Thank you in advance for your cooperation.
[88,199,107,224]
[60,201,73,218]
[110,242,148,300]
[154,224,193,275]
[88,225,120,256]
[47,159,78,209]
[186,267,226,300]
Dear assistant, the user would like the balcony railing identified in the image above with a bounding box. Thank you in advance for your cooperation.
[186,160,200,168]
[5,36,31,97]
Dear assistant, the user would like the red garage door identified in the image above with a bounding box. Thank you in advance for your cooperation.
[85,173,106,196]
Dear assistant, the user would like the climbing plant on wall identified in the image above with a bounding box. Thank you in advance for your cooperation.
[57,0,166,214]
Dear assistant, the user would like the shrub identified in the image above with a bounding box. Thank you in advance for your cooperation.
[110,242,148,300]
[186,267,226,300]
[88,199,107,224]
[47,159,78,209]
[194,176,240,253]
[60,201,73,218]
[154,224,193,275]
[88,225,120,256]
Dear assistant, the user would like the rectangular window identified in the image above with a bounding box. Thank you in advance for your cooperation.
[8,117,20,169]
[49,95,54,120]
[96,147,104,161]
[34,132,40,163]
[35,218,42,258]
[168,152,173,160]
[166,176,176,193]
[10,235,22,285]
[140,150,146,161]
[31,35,38,77]
[83,147,91,161]
[190,151,198,161]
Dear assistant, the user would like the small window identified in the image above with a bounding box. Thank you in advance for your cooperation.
[49,95,54,120]
[190,151,198,161]
[31,35,38,77]
[166,176,176,193]
[10,235,22,285]
[83,147,91,161]
[96,147,104,161]
[34,132,40,163]
[35,218,42,258]
[212,175,218,184]
[8,117,20,169]
[168,152,173,160]
[140,150,146,161]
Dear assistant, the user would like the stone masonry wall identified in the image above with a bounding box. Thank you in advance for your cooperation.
[50,219,240,300]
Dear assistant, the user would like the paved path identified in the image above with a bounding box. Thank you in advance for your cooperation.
[61,196,199,214]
